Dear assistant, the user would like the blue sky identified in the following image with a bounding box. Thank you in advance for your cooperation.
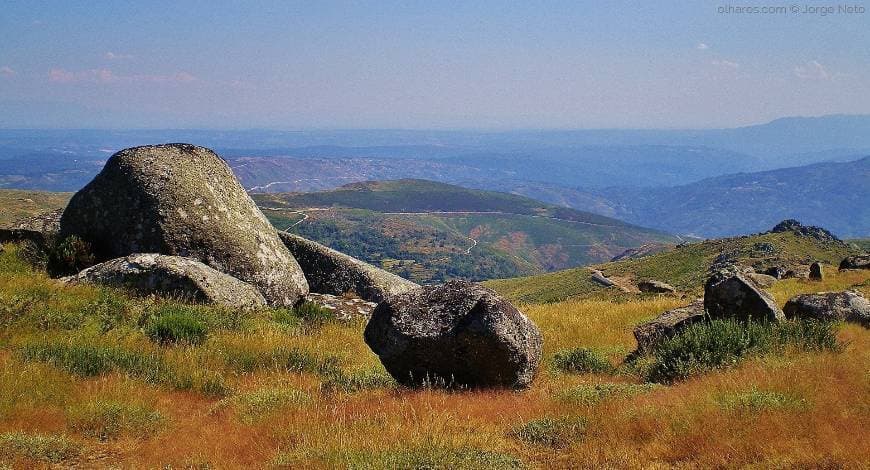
[1,1,869,129]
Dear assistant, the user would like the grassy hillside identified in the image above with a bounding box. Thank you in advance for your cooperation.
[254,180,675,283]
[0,189,71,227]
[0,242,868,467]
[486,229,860,304]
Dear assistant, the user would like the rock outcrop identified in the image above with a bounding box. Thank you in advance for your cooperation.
[305,293,377,320]
[364,280,542,389]
[279,232,418,302]
[783,291,870,327]
[704,271,784,322]
[0,209,63,247]
[840,255,870,271]
[59,144,308,306]
[746,272,777,289]
[637,279,676,294]
[590,270,615,287]
[633,300,706,353]
[62,253,266,309]
[770,219,839,242]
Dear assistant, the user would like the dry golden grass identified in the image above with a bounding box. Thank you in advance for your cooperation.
[1,243,868,468]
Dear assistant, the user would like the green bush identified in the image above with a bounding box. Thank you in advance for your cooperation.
[47,235,95,277]
[643,319,842,383]
[509,416,587,448]
[552,348,613,374]
[145,311,208,345]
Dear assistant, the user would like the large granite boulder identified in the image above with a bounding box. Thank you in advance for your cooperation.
[62,253,266,309]
[59,144,308,306]
[704,271,784,322]
[364,280,542,388]
[279,232,418,302]
[809,262,824,280]
[783,291,870,327]
[633,300,706,353]
[840,255,870,271]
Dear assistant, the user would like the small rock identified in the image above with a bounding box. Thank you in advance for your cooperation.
[633,300,706,353]
[364,280,542,389]
[840,255,870,271]
[704,271,784,322]
[590,270,615,287]
[637,280,676,294]
[809,262,824,280]
[62,253,266,309]
[784,291,870,327]
[763,266,786,279]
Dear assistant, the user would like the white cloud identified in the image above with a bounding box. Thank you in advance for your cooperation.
[0,66,15,77]
[104,51,134,60]
[711,59,739,69]
[696,42,709,50]
[794,60,830,80]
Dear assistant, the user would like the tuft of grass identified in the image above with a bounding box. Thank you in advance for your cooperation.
[641,319,842,383]
[716,388,808,412]
[276,446,524,470]
[552,347,613,374]
[17,340,228,396]
[556,382,661,405]
[271,302,337,330]
[67,399,164,440]
[0,432,80,464]
[509,416,587,448]
[217,341,340,376]
[222,387,311,423]
[320,368,396,393]
[145,310,208,345]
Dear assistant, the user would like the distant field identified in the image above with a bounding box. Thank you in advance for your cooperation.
[0,242,867,467]
[0,189,70,226]
[486,230,859,304]
[849,239,870,252]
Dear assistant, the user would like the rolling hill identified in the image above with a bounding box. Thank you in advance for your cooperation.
[485,222,863,304]
[253,180,677,283]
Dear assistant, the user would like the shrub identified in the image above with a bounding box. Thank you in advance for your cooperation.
[643,319,842,383]
[47,235,95,277]
[552,347,613,374]
[510,416,587,448]
[67,400,164,440]
[145,311,208,345]
[0,432,80,463]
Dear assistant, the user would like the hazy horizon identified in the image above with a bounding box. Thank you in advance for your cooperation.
[2,1,869,130]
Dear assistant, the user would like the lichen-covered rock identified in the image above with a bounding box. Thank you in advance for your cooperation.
[59,144,308,306]
[364,280,542,389]
[784,291,870,327]
[746,272,777,289]
[306,292,377,320]
[809,262,824,280]
[637,279,676,294]
[840,255,870,271]
[279,232,418,302]
[633,300,706,353]
[704,271,784,322]
[62,253,266,309]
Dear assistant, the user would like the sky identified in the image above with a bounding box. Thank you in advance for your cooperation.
[1,0,869,129]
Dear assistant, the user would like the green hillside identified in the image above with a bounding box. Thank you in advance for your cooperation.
[0,189,71,227]
[254,180,676,283]
[485,228,861,304]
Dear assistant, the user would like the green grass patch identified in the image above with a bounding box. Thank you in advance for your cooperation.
[509,416,587,448]
[716,388,808,412]
[0,432,80,464]
[320,368,396,393]
[145,310,208,345]
[67,400,164,440]
[640,319,842,383]
[552,347,613,374]
[556,382,660,405]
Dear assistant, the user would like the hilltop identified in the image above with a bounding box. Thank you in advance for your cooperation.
[253,180,676,282]
[486,221,862,304]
